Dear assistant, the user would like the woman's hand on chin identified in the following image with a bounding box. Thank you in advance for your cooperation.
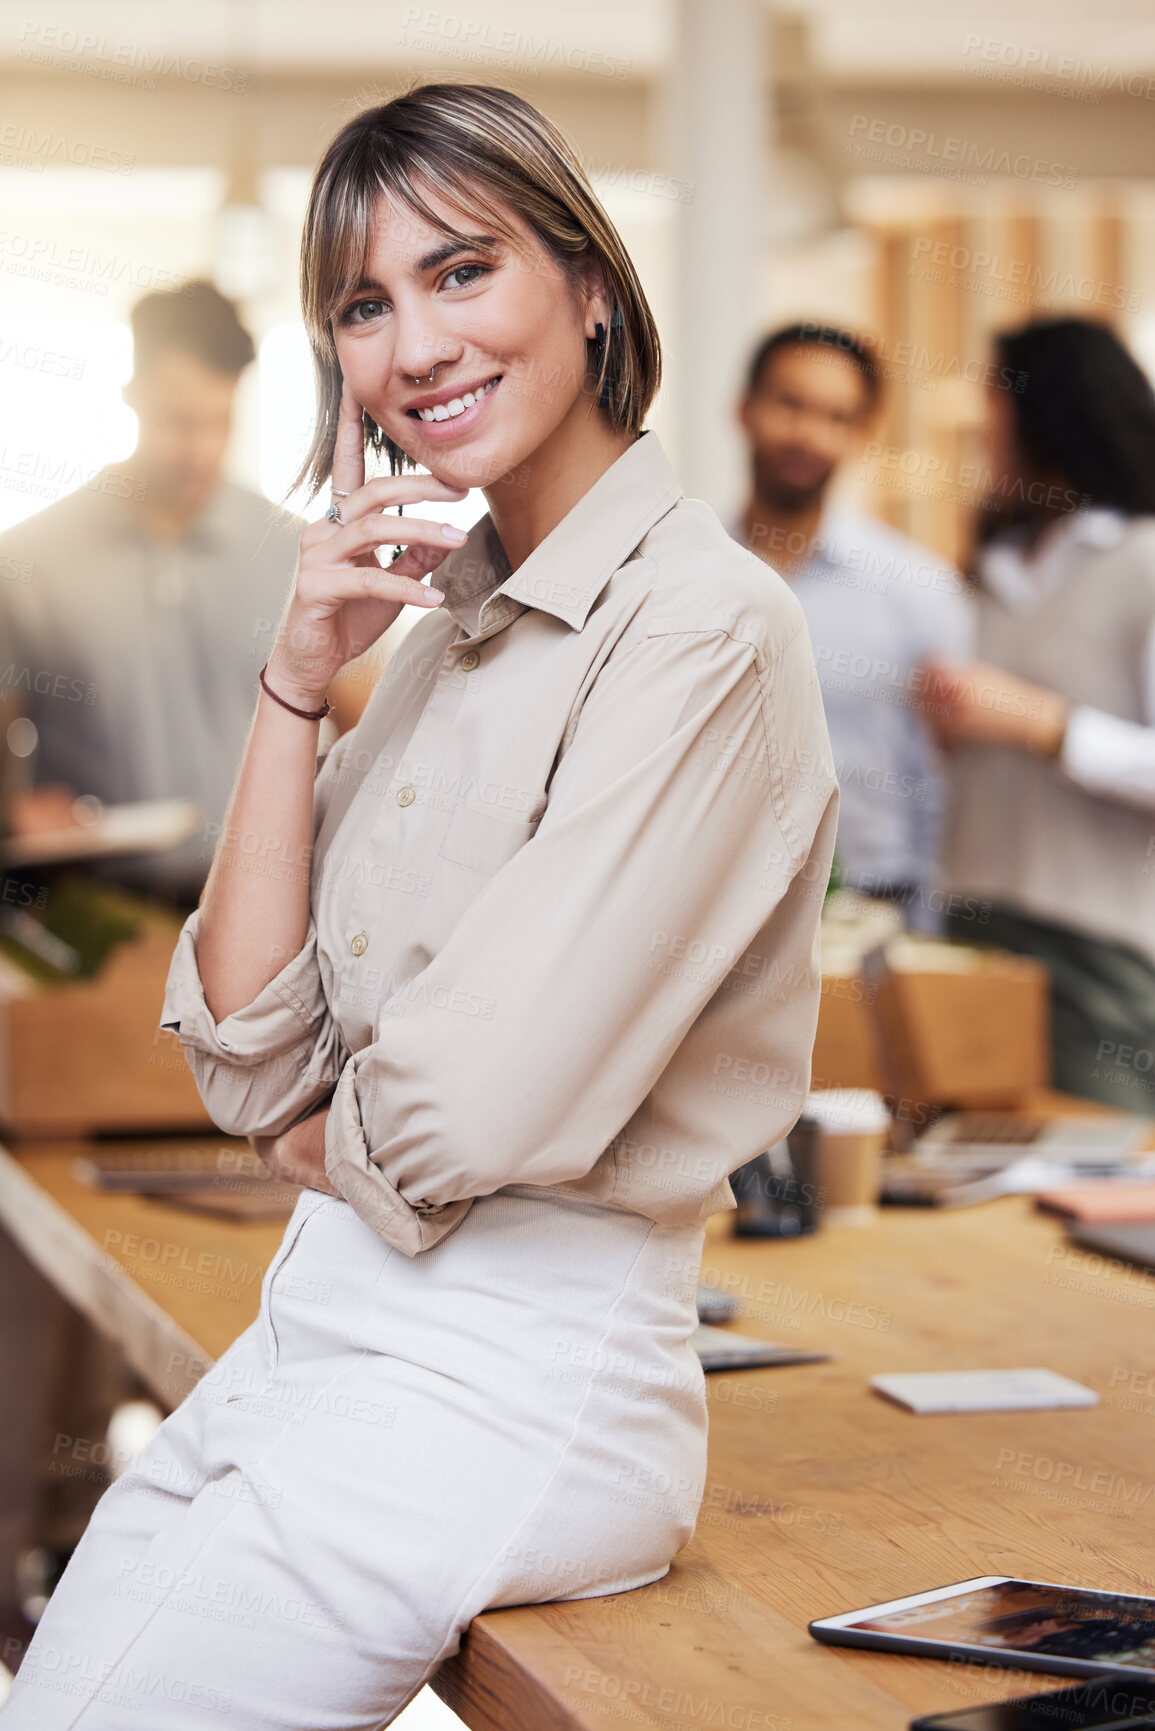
[251,1107,340,1196]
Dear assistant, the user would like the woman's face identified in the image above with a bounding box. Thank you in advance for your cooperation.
[331,185,605,492]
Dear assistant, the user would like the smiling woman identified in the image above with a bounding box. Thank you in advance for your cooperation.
[2,81,837,1731]
[292,82,659,501]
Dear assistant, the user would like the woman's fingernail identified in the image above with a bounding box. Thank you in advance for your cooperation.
[424,588,445,604]
[441,524,467,542]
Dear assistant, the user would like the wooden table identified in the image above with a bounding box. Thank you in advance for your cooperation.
[3,1133,1155,1730]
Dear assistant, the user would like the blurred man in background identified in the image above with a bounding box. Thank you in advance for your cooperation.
[0,280,301,907]
[734,322,973,925]
[0,283,303,1647]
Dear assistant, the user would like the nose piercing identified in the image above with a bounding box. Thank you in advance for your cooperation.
[413,363,436,385]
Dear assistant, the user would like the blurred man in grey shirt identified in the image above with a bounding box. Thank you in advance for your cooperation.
[733,323,973,925]
[0,281,301,905]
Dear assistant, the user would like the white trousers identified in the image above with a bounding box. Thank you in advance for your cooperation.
[2,1184,708,1730]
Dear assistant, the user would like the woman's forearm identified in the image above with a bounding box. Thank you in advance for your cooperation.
[196,685,323,1022]
[194,384,461,1025]
[251,1103,336,1193]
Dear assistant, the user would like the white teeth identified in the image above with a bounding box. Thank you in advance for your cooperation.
[415,377,499,423]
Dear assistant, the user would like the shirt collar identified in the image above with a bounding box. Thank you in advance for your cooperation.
[435,430,684,635]
[731,499,881,574]
[979,507,1130,613]
[802,502,888,571]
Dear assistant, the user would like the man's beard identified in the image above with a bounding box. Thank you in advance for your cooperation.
[753,453,832,515]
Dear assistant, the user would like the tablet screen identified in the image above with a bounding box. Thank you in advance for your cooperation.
[853,1581,1155,1669]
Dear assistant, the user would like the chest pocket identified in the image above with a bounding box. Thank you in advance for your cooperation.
[436,803,540,876]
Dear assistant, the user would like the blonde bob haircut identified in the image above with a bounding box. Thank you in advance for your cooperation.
[291,82,661,499]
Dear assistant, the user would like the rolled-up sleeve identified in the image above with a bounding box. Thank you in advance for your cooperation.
[324,620,836,1251]
[158,726,364,1138]
[160,909,348,1138]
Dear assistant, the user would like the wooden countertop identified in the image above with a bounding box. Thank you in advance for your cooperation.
[0,1137,281,1404]
[3,1127,1154,1728]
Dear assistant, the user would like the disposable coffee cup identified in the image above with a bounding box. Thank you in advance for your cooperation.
[805,1089,890,1226]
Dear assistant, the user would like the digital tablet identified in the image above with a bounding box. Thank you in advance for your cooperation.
[910,1672,1155,1728]
[810,1577,1155,1679]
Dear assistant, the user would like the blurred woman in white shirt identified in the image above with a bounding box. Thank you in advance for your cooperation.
[927,317,1155,1113]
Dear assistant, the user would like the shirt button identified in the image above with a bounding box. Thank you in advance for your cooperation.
[350,932,368,957]
[460,649,480,671]
[396,785,416,807]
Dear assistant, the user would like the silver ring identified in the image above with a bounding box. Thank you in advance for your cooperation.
[331,489,350,498]
[325,502,343,524]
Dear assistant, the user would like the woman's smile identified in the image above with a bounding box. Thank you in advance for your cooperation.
[405,372,503,439]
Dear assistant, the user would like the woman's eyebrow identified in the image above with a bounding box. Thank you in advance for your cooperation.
[414,235,499,274]
[347,236,500,297]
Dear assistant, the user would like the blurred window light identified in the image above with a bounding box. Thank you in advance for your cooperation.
[215,201,280,302]
[0,319,135,532]
[258,321,325,517]
[1131,320,1155,389]
[0,164,222,219]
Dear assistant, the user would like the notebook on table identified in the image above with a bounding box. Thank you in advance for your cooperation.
[690,1326,831,1372]
[1036,1184,1155,1223]
[74,1144,301,1217]
[76,1143,271,1190]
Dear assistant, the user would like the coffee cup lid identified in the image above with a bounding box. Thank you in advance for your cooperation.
[804,1088,890,1134]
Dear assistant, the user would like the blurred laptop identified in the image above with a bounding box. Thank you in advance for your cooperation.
[1066,1221,1155,1275]
[915,1110,1149,1167]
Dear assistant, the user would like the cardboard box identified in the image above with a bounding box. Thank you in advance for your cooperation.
[812,972,886,1092]
[0,904,211,1139]
[814,896,1050,1108]
[867,938,1050,1110]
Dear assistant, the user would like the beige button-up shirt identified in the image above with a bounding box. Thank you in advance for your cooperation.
[161,431,838,1256]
